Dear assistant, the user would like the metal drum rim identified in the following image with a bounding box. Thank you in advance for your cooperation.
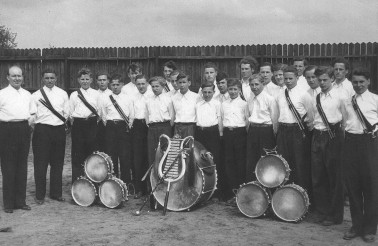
[255,154,290,188]
[236,181,270,218]
[71,177,97,207]
[84,151,113,183]
[99,178,127,209]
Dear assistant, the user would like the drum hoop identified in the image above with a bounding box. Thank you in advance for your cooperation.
[271,184,310,222]
[236,181,270,218]
[255,154,290,188]
[84,151,113,183]
[99,177,128,208]
[71,176,97,207]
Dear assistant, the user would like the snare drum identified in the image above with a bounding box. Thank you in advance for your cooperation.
[255,154,290,188]
[99,177,128,208]
[271,184,310,222]
[71,176,97,207]
[236,181,271,218]
[84,151,114,183]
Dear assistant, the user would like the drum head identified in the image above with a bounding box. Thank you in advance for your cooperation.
[256,155,288,188]
[99,179,124,208]
[236,182,270,218]
[71,178,97,207]
[271,185,309,222]
[85,153,111,183]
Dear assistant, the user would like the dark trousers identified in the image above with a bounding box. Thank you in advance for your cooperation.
[311,126,344,223]
[132,119,148,194]
[174,123,196,138]
[147,122,172,165]
[106,121,132,184]
[276,123,311,193]
[223,127,247,199]
[71,118,98,183]
[344,132,378,235]
[32,124,66,200]
[96,120,106,152]
[0,121,30,209]
[246,124,276,182]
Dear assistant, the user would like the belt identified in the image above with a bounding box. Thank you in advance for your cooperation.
[149,121,170,127]
[279,122,297,127]
[249,123,272,128]
[175,122,196,126]
[196,125,218,131]
[107,119,126,125]
[224,126,245,131]
[0,120,28,125]
[314,122,341,132]
[36,123,65,128]
[73,117,97,122]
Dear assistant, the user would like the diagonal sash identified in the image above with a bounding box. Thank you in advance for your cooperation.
[351,95,374,132]
[285,88,308,138]
[77,89,100,118]
[109,95,130,127]
[316,94,335,139]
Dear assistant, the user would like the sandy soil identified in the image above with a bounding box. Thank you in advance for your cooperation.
[0,135,363,246]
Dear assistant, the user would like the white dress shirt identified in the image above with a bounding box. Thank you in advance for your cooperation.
[69,88,100,118]
[307,87,321,102]
[100,93,134,121]
[196,99,221,127]
[146,93,173,123]
[248,90,279,130]
[132,91,153,119]
[344,90,378,134]
[264,81,281,99]
[198,81,220,99]
[222,96,248,127]
[240,79,252,101]
[214,92,230,104]
[122,82,152,97]
[31,86,69,125]
[0,85,32,122]
[333,78,354,99]
[297,75,310,92]
[172,90,198,123]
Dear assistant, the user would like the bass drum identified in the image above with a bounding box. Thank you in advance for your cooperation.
[71,176,97,207]
[255,154,290,188]
[271,184,310,222]
[99,176,128,208]
[150,135,217,211]
[236,181,271,218]
[84,151,114,183]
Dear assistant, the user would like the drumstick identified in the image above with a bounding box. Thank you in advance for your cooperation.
[163,181,171,216]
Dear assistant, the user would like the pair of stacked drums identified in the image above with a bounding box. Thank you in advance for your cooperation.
[71,151,128,208]
[236,153,310,222]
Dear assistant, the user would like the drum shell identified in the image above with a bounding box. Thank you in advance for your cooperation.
[236,181,271,218]
[255,154,290,188]
[98,177,128,209]
[84,152,113,183]
[71,176,97,207]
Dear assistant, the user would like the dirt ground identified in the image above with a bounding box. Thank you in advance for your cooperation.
[0,135,364,246]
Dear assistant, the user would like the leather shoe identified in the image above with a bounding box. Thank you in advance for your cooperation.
[51,196,65,202]
[134,192,143,199]
[362,234,376,243]
[4,209,13,213]
[35,197,45,205]
[16,205,31,210]
[343,228,359,240]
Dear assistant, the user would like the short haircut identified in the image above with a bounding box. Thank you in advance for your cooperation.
[226,78,241,89]
[303,65,318,76]
[239,56,259,72]
[283,66,298,76]
[170,70,180,77]
[164,60,177,70]
[110,73,124,83]
[248,74,264,84]
[314,66,334,78]
[127,63,142,73]
[96,71,109,79]
[259,62,273,71]
[273,63,288,72]
[135,74,148,82]
[201,82,215,90]
[331,57,350,70]
[41,68,57,77]
[292,57,308,66]
[216,71,228,82]
[77,67,92,78]
[176,72,190,81]
[352,68,370,80]
[149,76,166,86]
[7,65,22,76]
[204,62,218,72]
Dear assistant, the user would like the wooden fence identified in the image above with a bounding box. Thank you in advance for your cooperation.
[0,42,377,93]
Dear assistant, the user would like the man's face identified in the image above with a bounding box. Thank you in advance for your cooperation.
[78,74,92,90]
[170,74,179,90]
[241,63,253,79]
[128,69,141,83]
[136,78,148,94]
[178,77,191,94]
[273,70,285,87]
[97,75,109,91]
[7,66,23,90]
[204,68,217,83]
[293,61,305,76]
[110,80,123,95]
[216,79,228,94]
[42,73,57,89]
[317,74,333,93]
[202,86,215,102]
[228,85,240,99]
[163,66,173,81]
[284,72,298,89]
[259,66,273,84]
[352,75,370,95]
[249,79,264,96]
[304,69,319,89]
[151,81,164,96]
[334,63,348,82]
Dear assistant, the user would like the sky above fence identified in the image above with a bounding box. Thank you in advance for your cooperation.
[1,0,377,49]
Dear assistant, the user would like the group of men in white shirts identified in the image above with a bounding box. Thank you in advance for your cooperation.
[0,56,377,243]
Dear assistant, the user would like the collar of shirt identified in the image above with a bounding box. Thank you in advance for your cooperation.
[356,90,369,101]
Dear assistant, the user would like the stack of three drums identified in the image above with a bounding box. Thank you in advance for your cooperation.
[71,151,128,208]
[236,152,310,222]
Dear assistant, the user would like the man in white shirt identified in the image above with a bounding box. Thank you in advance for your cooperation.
[31,69,69,204]
[304,65,321,101]
[168,70,180,97]
[172,72,198,138]
[96,72,112,152]
[162,60,177,93]
[69,68,100,183]
[273,63,287,89]
[239,56,259,101]
[260,62,280,99]
[122,63,152,97]
[0,65,33,213]
[198,62,220,99]
[214,72,230,103]
[332,57,354,99]
[293,57,310,92]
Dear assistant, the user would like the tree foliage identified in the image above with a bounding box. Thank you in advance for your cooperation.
[0,25,17,49]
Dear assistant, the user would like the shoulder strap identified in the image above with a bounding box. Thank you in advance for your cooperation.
[316,93,335,139]
[77,89,100,118]
[39,88,66,123]
[109,95,130,125]
[352,95,373,132]
[239,84,246,101]
[164,82,170,92]
[284,88,308,137]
